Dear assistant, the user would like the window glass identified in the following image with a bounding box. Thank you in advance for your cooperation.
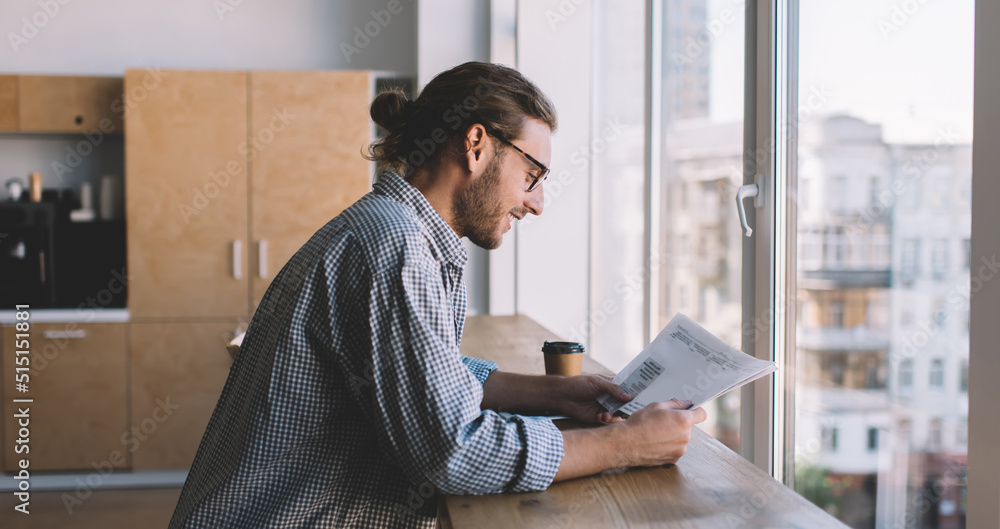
[656,0,745,451]
[588,0,647,371]
[792,2,973,527]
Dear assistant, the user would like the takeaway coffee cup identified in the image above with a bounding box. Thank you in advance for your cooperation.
[542,341,585,377]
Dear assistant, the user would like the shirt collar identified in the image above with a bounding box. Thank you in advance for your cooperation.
[373,170,469,268]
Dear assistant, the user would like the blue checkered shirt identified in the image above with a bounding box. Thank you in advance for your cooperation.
[169,171,564,528]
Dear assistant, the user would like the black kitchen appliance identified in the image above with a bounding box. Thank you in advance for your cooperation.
[0,202,58,306]
[0,194,127,309]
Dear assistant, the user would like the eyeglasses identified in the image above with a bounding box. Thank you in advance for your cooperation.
[489,131,550,192]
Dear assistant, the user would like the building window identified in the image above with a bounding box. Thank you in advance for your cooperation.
[931,239,949,280]
[822,426,838,452]
[930,358,945,390]
[963,238,971,269]
[867,427,879,452]
[899,360,914,390]
[829,300,844,328]
[958,416,969,445]
[929,418,943,448]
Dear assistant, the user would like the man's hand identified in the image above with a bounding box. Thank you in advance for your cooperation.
[554,398,707,482]
[554,374,633,424]
[616,398,708,467]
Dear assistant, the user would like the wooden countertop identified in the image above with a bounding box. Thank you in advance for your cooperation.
[441,315,847,529]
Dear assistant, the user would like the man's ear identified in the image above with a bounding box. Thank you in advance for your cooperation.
[463,123,489,172]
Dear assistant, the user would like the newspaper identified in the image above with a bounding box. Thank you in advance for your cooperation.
[597,313,776,417]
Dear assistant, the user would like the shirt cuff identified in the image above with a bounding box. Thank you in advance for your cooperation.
[505,416,565,493]
[461,356,498,385]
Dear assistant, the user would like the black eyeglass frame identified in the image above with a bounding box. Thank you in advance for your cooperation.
[488,130,550,192]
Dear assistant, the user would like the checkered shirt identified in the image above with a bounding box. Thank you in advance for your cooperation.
[168,171,564,528]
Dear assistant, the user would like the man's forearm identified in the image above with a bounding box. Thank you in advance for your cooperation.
[554,426,628,482]
[480,371,562,413]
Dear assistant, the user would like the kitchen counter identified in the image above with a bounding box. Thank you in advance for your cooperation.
[440,315,847,529]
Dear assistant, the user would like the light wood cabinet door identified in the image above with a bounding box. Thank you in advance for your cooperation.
[125,70,250,319]
[249,71,372,307]
[18,75,123,133]
[0,75,17,131]
[2,323,127,472]
[128,321,236,469]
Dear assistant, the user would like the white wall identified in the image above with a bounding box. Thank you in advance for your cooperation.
[515,1,592,344]
[415,0,492,315]
[0,0,417,74]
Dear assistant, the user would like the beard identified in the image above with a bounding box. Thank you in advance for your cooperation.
[453,151,509,250]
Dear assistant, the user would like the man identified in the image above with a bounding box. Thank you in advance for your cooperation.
[169,62,706,529]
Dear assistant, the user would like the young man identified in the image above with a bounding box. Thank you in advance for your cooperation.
[169,62,706,529]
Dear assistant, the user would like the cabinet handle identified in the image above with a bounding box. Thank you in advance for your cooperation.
[44,329,86,339]
[232,240,243,279]
[257,240,268,279]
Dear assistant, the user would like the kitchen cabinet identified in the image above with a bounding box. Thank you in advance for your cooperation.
[17,75,123,133]
[125,70,250,319]
[0,75,16,131]
[122,68,381,470]
[249,71,371,306]
[128,321,237,469]
[1,323,127,472]
[125,69,374,319]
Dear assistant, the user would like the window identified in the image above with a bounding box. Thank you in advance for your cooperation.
[932,239,949,280]
[651,0,747,452]
[519,0,984,522]
[867,427,879,452]
[530,1,978,525]
[930,358,945,390]
[821,426,838,452]
[929,418,944,449]
[828,300,844,328]
[899,360,914,390]
[901,238,920,279]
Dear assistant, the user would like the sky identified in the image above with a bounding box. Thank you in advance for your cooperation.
[706,0,975,144]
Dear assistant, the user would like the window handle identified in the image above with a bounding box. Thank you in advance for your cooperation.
[736,174,765,237]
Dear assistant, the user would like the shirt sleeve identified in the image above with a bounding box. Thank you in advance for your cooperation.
[355,257,563,495]
[460,356,498,384]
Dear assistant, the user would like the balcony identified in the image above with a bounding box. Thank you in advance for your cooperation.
[797,325,890,352]
[798,269,891,289]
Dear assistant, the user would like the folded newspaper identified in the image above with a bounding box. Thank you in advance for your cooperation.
[597,313,776,417]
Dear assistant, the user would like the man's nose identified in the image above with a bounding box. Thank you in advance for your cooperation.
[525,184,544,216]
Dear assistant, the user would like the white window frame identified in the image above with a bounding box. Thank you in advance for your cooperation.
[506,0,1000,523]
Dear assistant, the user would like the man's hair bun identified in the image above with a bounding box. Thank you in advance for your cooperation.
[365,62,557,175]
[369,89,413,134]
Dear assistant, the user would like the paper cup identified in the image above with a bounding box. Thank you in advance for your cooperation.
[542,341,585,377]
